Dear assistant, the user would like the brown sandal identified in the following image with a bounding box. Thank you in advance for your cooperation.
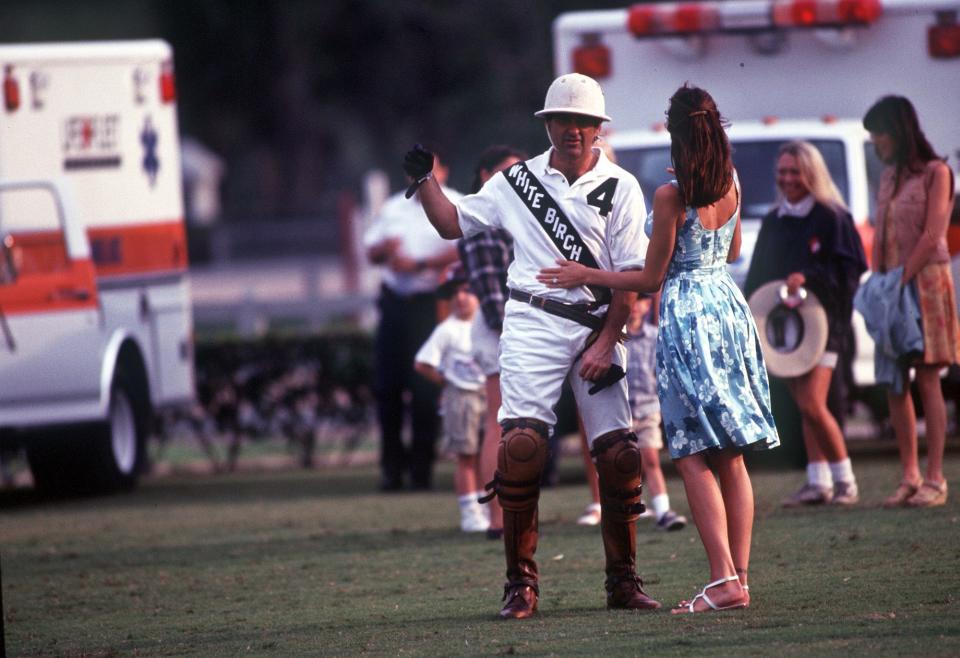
[905,480,948,508]
[882,479,921,508]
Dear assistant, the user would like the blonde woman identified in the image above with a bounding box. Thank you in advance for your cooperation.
[744,141,867,508]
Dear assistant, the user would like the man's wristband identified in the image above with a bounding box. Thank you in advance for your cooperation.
[404,171,433,199]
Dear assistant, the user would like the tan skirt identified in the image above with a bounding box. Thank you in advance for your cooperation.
[915,262,960,366]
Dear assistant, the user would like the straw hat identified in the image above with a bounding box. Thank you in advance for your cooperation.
[748,280,828,378]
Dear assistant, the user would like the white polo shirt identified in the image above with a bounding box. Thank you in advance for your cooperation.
[364,187,463,295]
[456,148,648,305]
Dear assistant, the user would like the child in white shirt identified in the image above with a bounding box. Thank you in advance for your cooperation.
[415,265,488,532]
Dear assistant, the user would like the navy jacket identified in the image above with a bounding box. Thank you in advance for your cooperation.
[745,201,867,355]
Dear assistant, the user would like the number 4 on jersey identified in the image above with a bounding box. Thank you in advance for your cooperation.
[586,177,618,217]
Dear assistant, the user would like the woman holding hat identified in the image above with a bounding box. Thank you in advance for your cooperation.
[862,95,957,508]
[744,141,867,508]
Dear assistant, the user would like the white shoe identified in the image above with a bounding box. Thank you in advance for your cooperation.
[576,503,602,526]
[461,507,490,533]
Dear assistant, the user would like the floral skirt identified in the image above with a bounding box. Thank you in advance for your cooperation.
[915,262,960,366]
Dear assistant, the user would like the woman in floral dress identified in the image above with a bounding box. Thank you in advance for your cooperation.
[538,84,779,613]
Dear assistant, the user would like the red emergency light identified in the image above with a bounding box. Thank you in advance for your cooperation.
[928,11,960,58]
[772,0,882,28]
[627,5,658,36]
[160,61,176,103]
[628,3,720,36]
[3,65,20,112]
[573,34,612,78]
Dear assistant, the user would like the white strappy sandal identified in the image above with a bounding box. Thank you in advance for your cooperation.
[673,575,749,614]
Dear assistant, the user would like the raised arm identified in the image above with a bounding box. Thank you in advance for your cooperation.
[404,145,463,239]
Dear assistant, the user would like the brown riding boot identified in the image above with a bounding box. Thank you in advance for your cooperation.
[601,514,661,610]
[499,506,540,619]
[487,418,550,620]
[594,430,661,611]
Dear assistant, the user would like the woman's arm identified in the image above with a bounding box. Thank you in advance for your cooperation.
[727,211,742,263]
[902,161,953,283]
[537,183,680,293]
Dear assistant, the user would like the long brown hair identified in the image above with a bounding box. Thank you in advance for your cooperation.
[862,96,941,177]
[666,84,732,208]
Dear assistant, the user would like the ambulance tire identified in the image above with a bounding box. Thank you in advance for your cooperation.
[26,370,147,495]
[87,370,148,493]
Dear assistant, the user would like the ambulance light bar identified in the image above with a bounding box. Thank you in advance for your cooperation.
[626,0,883,38]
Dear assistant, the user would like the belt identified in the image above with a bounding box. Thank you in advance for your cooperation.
[508,289,603,331]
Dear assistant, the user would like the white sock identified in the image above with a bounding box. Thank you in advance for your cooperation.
[807,461,832,488]
[651,493,670,520]
[458,493,476,513]
[829,458,856,485]
[473,491,489,521]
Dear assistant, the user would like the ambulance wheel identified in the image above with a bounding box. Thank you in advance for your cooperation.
[26,371,148,495]
[88,371,148,492]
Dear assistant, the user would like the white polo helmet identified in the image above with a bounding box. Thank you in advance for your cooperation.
[534,73,612,122]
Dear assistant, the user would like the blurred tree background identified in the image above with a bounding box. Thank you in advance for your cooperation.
[3,0,629,223]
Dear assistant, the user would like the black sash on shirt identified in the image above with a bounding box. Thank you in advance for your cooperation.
[503,162,611,305]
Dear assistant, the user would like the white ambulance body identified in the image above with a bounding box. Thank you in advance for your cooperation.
[553,0,960,386]
[0,40,193,492]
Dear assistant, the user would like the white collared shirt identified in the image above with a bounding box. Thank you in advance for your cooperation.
[777,194,815,218]
[455,148,648,304]
[363,187,463,295]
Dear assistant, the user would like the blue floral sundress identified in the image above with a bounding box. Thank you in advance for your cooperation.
[652,175,780,459]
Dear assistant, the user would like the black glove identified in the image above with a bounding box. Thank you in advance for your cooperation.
[588,364,626,395]
[403,144,435,198]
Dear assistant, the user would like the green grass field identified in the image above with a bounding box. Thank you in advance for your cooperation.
[2,451,958,657]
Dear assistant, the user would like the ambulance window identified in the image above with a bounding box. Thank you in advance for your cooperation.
[614,146,673,211]
[0,187,69,276]
[729,140,848,219]
[615,140,849,220]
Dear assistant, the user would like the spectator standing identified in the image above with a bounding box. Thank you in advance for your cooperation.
[744,141,867,508]
[539,84,780,613]
[458,145,528,540]
[863,96,957,508]
[407,73,661,618]
[363,153,461,491]
[415,265,490,532]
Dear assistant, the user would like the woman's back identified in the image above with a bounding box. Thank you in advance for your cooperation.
[667,174,740,277]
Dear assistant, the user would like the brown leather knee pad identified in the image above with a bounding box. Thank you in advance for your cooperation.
[490,418,549,513]
[592,430,644,523]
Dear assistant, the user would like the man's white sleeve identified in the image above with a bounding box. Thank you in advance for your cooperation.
[608,178,649,272]
[456,177,504,238]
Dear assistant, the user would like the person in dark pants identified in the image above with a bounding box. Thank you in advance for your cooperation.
[364,154,461,491]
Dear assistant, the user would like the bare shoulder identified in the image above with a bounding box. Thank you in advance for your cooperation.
[926,159,952,180]
[654,183,681,209]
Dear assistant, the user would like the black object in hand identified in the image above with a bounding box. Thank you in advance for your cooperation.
[403,144,434,180]
[588,364,626,395]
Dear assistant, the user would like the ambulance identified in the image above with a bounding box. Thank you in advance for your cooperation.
[0,40,193,493]
[552,0,960,387]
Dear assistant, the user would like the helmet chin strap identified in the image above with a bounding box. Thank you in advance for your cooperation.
[544,124,556,150]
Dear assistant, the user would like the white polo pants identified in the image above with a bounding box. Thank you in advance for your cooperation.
[497,298,631,446]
